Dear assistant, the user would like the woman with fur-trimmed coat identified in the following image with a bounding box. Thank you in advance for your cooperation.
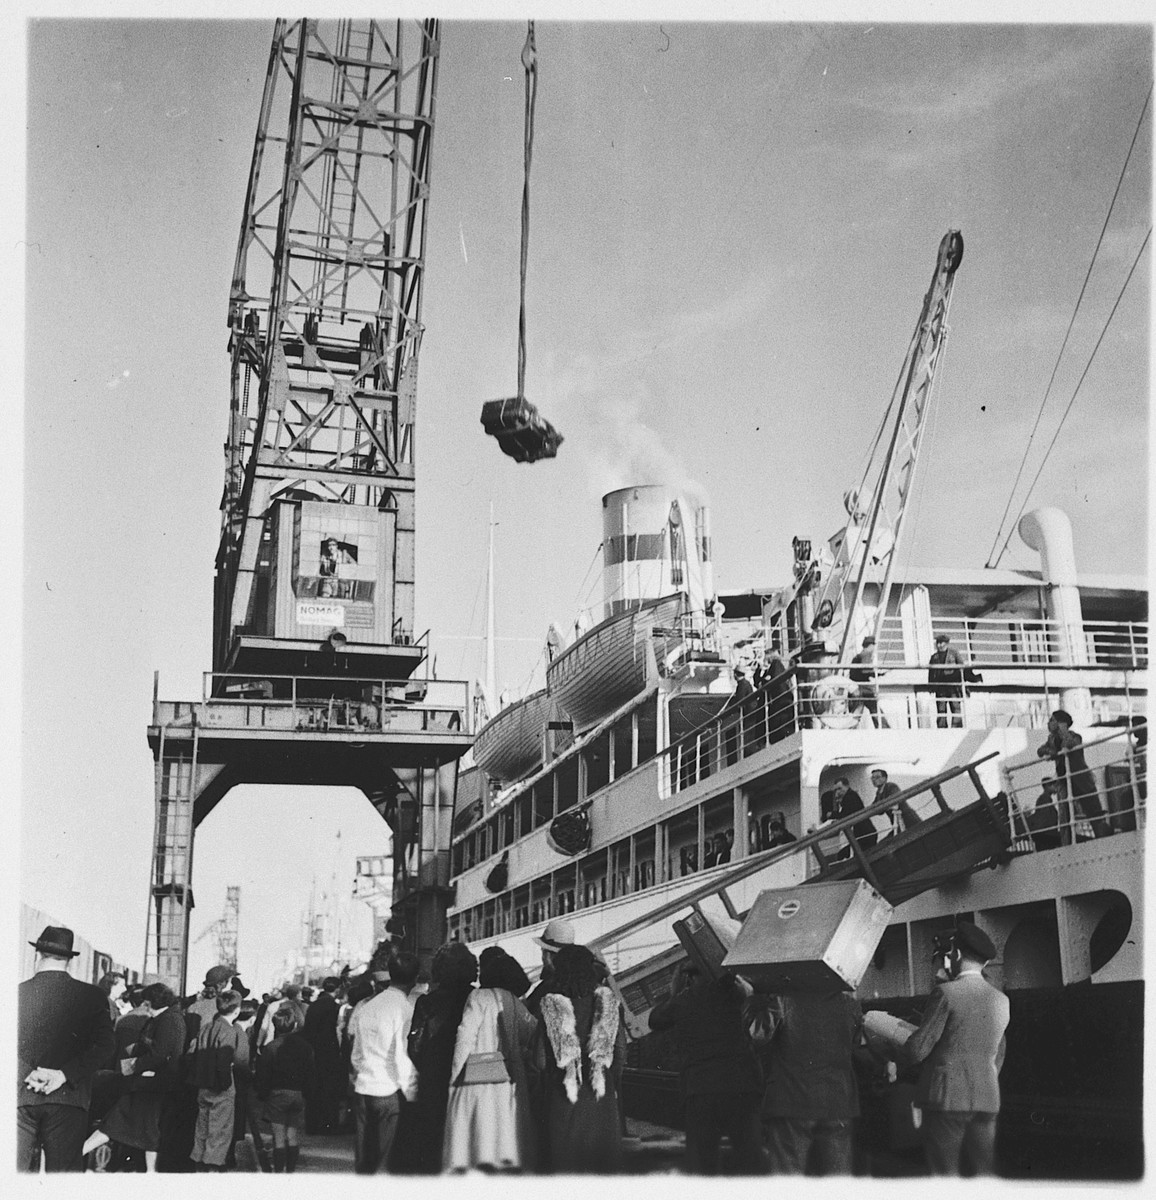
[532,944,627,1174]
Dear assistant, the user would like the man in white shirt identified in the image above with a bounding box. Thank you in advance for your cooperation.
[348,952,419,1174]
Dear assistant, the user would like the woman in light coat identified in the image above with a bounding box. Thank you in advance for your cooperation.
[442,946,536,1172]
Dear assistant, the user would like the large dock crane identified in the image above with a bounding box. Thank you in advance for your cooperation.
[146,20,471,990]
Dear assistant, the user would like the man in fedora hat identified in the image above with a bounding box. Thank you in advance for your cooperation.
[899,920,1010,1175]
[18,925,116,1171]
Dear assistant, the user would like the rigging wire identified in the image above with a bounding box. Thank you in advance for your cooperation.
[991,226,1151,568]
[517,22,538,401]
[573,540,606,619]
[985,84,1152,567]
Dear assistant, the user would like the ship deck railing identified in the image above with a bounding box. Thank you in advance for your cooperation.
[1001,725,1147,852]
[871,615,1147,669]
[663,660,1146,798]
[151,671,469,735]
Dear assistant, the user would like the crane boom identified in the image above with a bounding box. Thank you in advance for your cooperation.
[805,230,964,660]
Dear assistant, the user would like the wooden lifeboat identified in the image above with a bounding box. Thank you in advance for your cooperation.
[472,688,556,783]
[547,594,685,732]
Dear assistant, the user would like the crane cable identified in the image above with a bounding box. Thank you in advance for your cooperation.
[990,225,1151,569]
[517,22,538,401]
[985,84,1152,567]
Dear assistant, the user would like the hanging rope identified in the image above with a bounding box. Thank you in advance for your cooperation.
[991,226,1151,568]
[517,21,538,401]
[985,84,1152,567]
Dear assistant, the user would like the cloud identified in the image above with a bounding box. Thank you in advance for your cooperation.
[847,29,1130,125]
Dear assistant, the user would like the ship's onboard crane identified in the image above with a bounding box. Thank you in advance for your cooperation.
[215,18,440,671]
[767,230,963,661]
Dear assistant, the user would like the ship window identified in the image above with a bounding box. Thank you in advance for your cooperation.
[557,758,579,814]
[531,877,552,924]
[452,842,465,876]
[609,838,631,899]
[665,809,701,879]
[533,778,553,828]
[612,714,633,778]
[513,885,530,929]
[637,698,658,762]
[553,865,577,915]
[578,851,608,908]
[501,807,514,849]
[517,792,533,838]
[633,828,656,892]
[703,796,735,868]
[584,732,610,796]
[482,900,496,939]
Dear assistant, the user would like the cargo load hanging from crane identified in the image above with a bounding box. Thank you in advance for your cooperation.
[481,396,564,463]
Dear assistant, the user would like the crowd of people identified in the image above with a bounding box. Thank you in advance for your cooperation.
[19,911,1010,1178]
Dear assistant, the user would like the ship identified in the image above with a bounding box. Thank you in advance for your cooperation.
[445,239,1147,1179]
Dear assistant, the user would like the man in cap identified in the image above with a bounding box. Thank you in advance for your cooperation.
[899,920,1010,1175]
[524,918,577,1017]
[187,966,235,1033]
[927,633,968,728]
[18,925,116,1171]
[849,636,888,727]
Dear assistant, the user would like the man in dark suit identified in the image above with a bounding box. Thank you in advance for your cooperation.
[648,961,766,1174]
[900,921,1010,1175]
[824,776,879,859]
[302,976,343,1133]
[760,986,866,1174]
[18,925,116,1171]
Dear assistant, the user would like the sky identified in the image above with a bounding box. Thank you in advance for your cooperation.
[12,7,1152,991]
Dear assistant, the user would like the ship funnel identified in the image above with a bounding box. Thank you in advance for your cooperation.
[602,485,712,620]
[1018,507,1091,718]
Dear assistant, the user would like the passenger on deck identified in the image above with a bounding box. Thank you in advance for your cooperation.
[764,812,797,848]
[1037,710,1111,839]
[823,777,878,859]
[1025,778,1065,851]
[724,667,756,763]
[928,633,967,728]
[869,769,921,837]
[849,637,888,728]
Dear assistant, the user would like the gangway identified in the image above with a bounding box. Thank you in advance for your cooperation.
[589,752,1010,1027]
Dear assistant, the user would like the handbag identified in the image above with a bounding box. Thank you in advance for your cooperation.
[457,1050,511,1085]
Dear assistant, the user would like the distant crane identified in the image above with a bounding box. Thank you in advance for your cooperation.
[194,885,241,972]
